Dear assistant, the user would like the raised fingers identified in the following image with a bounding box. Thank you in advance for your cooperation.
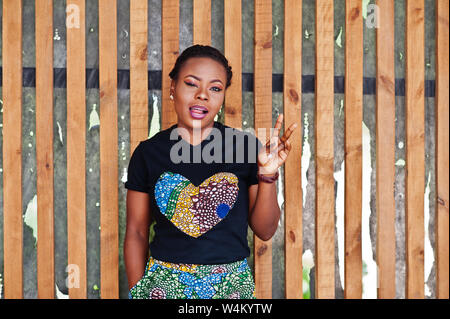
[265,116,297,156]
[275,138,291,154]
[280,122,298,144]
[278,140,291,162]
[285,139,292,152]
[265,135,279,154]
[272,114,283,139]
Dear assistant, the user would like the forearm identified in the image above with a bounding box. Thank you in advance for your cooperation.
[249,180,281,241]
[124,230,149,289]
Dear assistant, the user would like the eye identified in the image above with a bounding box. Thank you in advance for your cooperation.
[184,81,197,87]
[210,86,223,92]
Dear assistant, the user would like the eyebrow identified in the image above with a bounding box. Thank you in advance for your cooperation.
[185,74,224,85]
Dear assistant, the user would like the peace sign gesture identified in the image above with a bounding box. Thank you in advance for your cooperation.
[257,114,298,175]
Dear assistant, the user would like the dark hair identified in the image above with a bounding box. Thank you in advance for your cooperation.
[169,45,233,88]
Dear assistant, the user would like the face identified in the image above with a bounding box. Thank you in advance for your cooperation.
[170,57,227,132]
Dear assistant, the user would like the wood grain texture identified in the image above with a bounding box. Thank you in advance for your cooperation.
[162,0,179,130]
[375,0,396,299]
[130,0,149,152]
[405,0,425,299]
[315,0,335,299]
[344,0,363,299]
[224,0,242,129]
[99,0,119,299]
[253,0,272,299]
[2,0,23,299]
[35,0,55,299]
[283,0,303,299]
[193,0,211,45]
[435,0,449,300]
[66,0,87,298]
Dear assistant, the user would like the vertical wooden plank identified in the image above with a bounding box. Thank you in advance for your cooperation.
[193,0,211,45]
[405,0,425,299]
[2,0,23,299]
[99,0,118,299]
[315,0,335,299]
[66,0,87,298]
[224,0,242,129]
[253,0,272,299]
[130,0,149,152]
[283,0,302,299]
[435,0,449,300]
[344,0,363,299]
[375,0,396,299]
[35,0,55,299]
[162,0,179,130]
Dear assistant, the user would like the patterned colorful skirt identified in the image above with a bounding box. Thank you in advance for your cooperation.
[128,257,256,299]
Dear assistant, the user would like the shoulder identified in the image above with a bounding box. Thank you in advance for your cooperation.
[138,124,177,150]
[217,123,263,159]
[218,122,262,144]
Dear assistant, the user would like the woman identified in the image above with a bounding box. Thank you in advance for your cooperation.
[124,45,297,299]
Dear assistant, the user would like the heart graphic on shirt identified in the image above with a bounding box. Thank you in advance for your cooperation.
[154,172,239,238]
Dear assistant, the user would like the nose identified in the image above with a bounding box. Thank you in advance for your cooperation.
[195,86,209,101]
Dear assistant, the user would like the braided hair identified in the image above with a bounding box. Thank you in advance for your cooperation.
[169,45,233,88]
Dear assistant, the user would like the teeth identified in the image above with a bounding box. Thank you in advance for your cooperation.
[190,106,208,113]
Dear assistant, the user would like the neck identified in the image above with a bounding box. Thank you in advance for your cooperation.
[177,120,215,146]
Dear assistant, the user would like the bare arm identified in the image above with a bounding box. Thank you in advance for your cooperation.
[248,182,280,241]
[248,114,297,241]
[124,189,151,290]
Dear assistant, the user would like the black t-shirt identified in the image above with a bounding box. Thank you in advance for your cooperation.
[124,121,263,264]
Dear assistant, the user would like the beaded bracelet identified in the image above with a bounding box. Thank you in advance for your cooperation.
[256,171,279,183]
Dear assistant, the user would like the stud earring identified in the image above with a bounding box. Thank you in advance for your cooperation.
[170,94,174,100]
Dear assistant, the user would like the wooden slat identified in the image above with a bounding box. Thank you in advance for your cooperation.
[375,0,396,299]
[315,0,335,299]
[224,0,242,129]
[130,0,149,152]
[344,0,363,299]
[161,0,179,130]
[435,0,449,300]
[283,0,302,299]
[35,0,55,299]
[405,0,425,299]
[253,0,272,299]
[2,0,23,299]
[193,0,211,45]
[66,0,87,298]
[99,0,119,299]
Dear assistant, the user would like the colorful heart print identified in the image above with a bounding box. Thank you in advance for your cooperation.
[154,172,239,238]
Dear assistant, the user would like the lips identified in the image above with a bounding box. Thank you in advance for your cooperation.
[189,105,209,114]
